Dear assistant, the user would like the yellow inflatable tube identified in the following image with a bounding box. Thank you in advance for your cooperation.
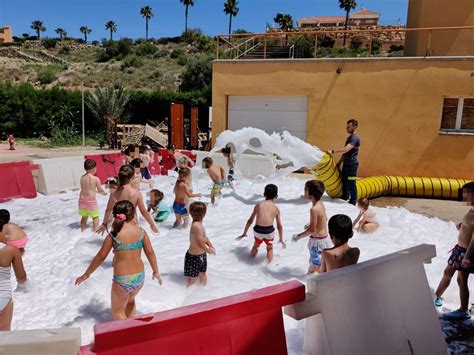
[311,154,472,201]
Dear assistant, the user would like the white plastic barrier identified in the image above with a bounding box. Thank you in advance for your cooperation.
[284,244,447,355]
[33,156,84,195]
[0,327,81,355]
[193,151,275,178]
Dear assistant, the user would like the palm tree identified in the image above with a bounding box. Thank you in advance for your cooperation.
[80,26,92,42]
[339,0,357,45]
[223,0,239,35]
[86,83,130,149]
[55,28,66,40]
[31,20,46,40]
[180,0,195,38]
[273,13,294,32]
[140,6,154,41]
[105,21,117,41]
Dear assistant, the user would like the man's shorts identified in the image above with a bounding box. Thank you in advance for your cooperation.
[184,251,207,277]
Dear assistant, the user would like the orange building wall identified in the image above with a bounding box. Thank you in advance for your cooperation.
[0,27,13,43]
[212,58,474,179]
[405,0,474,56]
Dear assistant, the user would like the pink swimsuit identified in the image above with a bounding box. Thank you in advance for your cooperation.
[6,235,28,249]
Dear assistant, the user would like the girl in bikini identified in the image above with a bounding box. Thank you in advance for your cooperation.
[0,210,28,254]
[96,165,158,234]
[353,198,379,234]
[76,200,162,320]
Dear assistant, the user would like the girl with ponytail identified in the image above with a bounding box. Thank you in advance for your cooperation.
[76,200,162,320]
[97,165,158,234]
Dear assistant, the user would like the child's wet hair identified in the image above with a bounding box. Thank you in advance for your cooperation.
[328,214,353,243]
[221,147,231,155]
[84,159,96,171]
[202,157,213,168]
[130,158,142,168]
[112,200,135,235]
[118,165,135,186]
[151,189,164,202]
[459,182,474,201]
[305,180,325,200]
[357,198,370,209]
[264,184,278,200]
[106,177,118,187]
[189,202,207,221]
[178,167,191,178]
[0,209,10,231]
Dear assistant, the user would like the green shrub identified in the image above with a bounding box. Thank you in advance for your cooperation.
[176,54,188,66]
[37,66,58,84]
[59,45,70,55]
[135,42,157,56]
[121,55,143,70]
[153,48,169,58]
[97,38,133,62]
[319,36,335,48]
[180,54,212,93]
[350,36,364,51]
[370,38,382,53]
[170,47,185,59]
[42,38,58,49]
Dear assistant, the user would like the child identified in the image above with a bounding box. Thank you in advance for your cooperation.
[148,189,170,222]
[434,182,474,319]
[139,146,154,189]
[97,165,159,234]
[236,184,285,263]
[184,202,215,286]
[106,177,119,194]
[0,210,28,254]
[76,200,162,320]
[319,214,360,272]
[202,157,225,204]
[130,158,143,190]
[79,159,107,232]
[353,198,379,233]
[173,168,202,228]
[221,146,236,187]
[0,238,27,330]
[292,180,332,273]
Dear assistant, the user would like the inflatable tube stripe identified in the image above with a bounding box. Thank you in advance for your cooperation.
[313,154,472,201]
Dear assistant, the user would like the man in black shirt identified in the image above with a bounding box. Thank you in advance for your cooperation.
[329,119,361,205]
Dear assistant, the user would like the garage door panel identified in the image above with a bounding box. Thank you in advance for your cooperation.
[228,96,307,112]
[228,111,307,132]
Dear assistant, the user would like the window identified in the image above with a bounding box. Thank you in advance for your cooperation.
[440,97,474,133]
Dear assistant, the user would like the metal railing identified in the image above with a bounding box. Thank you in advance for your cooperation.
[216,26,474,60]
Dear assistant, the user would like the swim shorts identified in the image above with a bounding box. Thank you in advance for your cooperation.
[78,198,100,218]
[173,203,188,215]
[253,225,275,246]
[141,167,152,180]
[448,244,474,273]
[184,251,207,278]
[307,236,332,266]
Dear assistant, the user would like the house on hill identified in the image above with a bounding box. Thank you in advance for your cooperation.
[298,9,380,29]
[0,27,13,43]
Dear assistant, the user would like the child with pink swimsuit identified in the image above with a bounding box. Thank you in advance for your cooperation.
[0,210,28,254]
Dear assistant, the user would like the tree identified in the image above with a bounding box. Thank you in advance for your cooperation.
[31,20,46,40]
[339,0,357,45]
[55,28,66,40]
[140,6,154,41]
[180,0,195,38]
[105,21,117,41]
[86,83,130,148]
[224,0,239,35]
[80,26,92,42]
[273,13,294,32]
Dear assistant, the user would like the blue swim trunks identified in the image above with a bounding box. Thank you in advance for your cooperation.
[173,203,188,215]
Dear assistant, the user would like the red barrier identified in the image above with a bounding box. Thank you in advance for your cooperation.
[84,153,124,184]
[80,280,305,355]
[0,161,37,202]
[148,152,161,176]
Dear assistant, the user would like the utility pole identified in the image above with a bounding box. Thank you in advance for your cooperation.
[81,81,85,146]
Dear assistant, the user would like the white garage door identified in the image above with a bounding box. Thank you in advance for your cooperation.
[228,96,308,140]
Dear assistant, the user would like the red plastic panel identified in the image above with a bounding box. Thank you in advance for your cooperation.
[148,152,161,176]
[80,280,305,354]
[0,161,37,202]
[171,103,184,149]
[84,153,124,184]
[190,106,199,149]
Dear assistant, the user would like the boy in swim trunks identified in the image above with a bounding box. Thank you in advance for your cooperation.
[221,146,236,188]
[79,159,107,232]
[0,209,29,254]
[173,168,202,228]
[435,182,474,319]
[185,202,216,286]
[236,184,285,263]
[292,180,332,273]
[139,146,154,189]
[319,214,360,273]
[202,157,225,204]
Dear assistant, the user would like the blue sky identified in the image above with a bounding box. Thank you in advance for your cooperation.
[0,0,408,40]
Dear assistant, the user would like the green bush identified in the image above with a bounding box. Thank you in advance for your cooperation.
[58,45,70,55]
[176,54,188,66]
[121,55,143,70]
[37,66,58,84]
[370,38,382,53]
[97,38,133,62]
[135,42,157,56]
[179,54,212,100]
[170,47,185,59]
[42,38,58,49]
[350,36,364,51]
[319,36,335,48]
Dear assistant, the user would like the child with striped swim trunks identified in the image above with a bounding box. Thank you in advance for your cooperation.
[202,157,225,204]
[0,209,29,254]
[78,159,107,232]
[75,200,162,320]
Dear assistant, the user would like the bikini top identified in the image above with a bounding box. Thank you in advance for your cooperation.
[111,229,144,251]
